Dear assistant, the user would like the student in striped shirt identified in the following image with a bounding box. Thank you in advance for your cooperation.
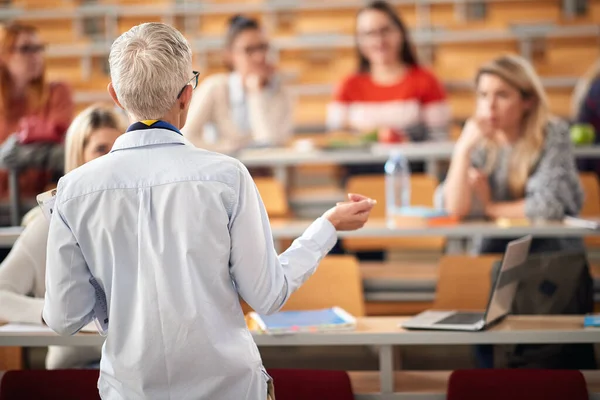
[327,0,451,143]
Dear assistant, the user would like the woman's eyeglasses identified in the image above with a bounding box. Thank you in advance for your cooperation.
[177,70,200,99]
[12,44,46,55]
[357,25,399,41]
[237,43,270,56]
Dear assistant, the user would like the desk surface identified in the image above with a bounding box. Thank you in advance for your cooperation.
[238,143,600,167]
[0,220,595,248]
[270,218,598,238]
[0,227,23,247]
[0,316,597,348]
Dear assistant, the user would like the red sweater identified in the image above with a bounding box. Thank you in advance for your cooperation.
[327,67,450,140]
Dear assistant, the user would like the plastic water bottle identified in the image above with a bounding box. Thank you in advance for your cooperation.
[385,151,411,226]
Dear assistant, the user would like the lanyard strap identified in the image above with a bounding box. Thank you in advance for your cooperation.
[126,120,182,135]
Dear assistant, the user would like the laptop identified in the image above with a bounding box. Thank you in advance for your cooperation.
[401,235,532,332]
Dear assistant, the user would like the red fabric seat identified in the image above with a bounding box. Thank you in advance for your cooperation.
[267,369,354,400]
[0,369,100,400]
[447,369,588,400]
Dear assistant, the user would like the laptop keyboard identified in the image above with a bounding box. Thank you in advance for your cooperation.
[434,312,485,325]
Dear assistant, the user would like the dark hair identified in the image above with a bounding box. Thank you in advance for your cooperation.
[226,14,260,47]
[356,0,418,73]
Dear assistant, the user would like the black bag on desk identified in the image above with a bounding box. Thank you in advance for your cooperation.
[490,251,596,369]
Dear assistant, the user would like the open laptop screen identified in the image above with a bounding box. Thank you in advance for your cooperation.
[484,235,532,325]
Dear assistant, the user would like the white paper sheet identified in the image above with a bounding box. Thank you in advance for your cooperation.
[0,323,55,333]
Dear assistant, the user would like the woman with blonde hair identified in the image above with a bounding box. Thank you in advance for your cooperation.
[438,54,584,253]
[0,103,126,369]
[438,54,595,370]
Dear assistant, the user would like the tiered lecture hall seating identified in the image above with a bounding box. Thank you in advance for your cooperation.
[2,1,600,391]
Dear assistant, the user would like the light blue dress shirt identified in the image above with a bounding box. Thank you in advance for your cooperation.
[43,127,337,400]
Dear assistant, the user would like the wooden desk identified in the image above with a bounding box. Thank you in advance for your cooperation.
[270,218,599,240]
[237,143,600,185]
[0,227,23,248]
[1,316,598,398]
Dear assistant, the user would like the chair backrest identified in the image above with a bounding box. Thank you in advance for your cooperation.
[434,254,502,310]
[0,370,101,400]
[267,369,354,400]
[0,348,22,371]
[579,172,600,217]
[254,177,290,219]
[281,255,365,316]
[579,172,600,248]
[343,174,445,251]
[447,369,588,400]
[241,255,365,317]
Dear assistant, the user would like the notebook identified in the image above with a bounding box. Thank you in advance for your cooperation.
[390,206,458,227]
[247,307,356,335]
[564,216,600,230]
[584,314,600,328]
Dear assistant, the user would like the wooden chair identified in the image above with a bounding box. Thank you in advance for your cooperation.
[579,172,600,248]
[433,255,501,310]
[343,174,445,252]
[254,177,290,219]
[242,255,365,317]
[0,347,22,371]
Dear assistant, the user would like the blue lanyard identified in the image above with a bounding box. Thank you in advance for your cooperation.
[126,120,182,136]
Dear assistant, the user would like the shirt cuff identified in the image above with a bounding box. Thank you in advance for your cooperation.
[302,217,338,255]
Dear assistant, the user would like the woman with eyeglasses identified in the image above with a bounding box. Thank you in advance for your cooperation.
[0,23,73,199]
[182,15,292,154]
[328,1,450,145]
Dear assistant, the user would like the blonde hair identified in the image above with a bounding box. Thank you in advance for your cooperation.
[64,103,128,173]
[572,60,600,117]
[22,104,127,226]
[476,54,549,198]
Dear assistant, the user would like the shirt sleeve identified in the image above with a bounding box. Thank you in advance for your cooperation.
[326,76,354,131]
[43,189,96,336]
[524,121,584,220]
[434,144,488,218]
[247,82,294,146]
[47,82,74,137]
[418,69,451,136]
[181,76,217,148]
[228,164,337,315]
[0,212,48,324]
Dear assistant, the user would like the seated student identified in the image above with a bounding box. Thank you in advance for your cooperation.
[572,60,600,176]
[0,23,73,198]
[327,0,450,145]
[437,54,585,254]
[182,15,292,154]
[0,104,126,369]
[437,54,595,369]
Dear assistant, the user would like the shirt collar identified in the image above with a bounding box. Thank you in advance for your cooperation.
[110,128,194,153]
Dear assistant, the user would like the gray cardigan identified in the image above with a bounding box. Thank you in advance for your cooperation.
[436,120,584,253]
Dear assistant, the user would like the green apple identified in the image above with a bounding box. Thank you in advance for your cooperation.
[570,123,596,146]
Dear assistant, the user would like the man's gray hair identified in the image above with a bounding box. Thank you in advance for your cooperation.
[109,22,192,120]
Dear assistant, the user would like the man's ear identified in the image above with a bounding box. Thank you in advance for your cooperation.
[108,82,125,110]
[179,84,193,110]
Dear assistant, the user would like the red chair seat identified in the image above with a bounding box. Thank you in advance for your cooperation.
[447,369,588,400]
[0,369,100,400]
[267,369,354,400]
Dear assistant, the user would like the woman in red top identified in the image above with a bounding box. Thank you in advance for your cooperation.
[0,23,73,200]
[328,0,450,142]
